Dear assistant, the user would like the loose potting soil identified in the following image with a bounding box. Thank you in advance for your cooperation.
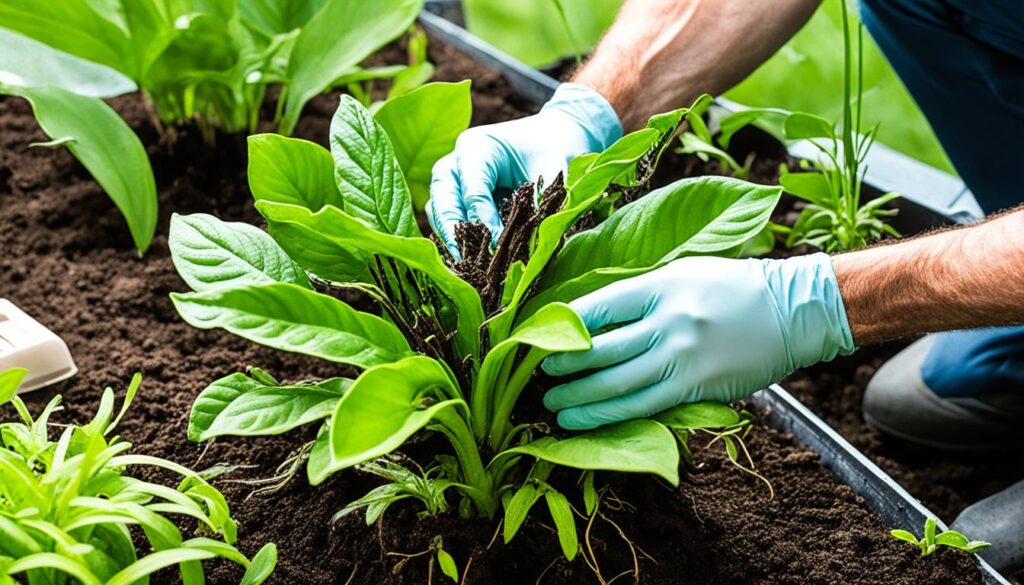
[0,36,997,584]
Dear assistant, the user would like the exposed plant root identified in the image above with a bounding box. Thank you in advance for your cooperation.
[450,174,568,316]
[598,511,640,584]
[535,556,561,584]
[220,441,312,501]
[486,520,503,550]
[342,563,359,585]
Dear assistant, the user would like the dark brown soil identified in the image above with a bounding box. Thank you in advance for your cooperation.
[0,35,987,584]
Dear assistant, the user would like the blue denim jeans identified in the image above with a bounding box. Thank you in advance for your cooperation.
[860,0,1024,396]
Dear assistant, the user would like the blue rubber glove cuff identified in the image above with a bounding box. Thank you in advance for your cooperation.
[544,83,624,154]
[762,252,856,370]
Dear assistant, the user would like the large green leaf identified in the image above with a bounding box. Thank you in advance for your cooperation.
[374,81,472,209]
[0,368,27,405]
[263,218,372,284]
[2,86,157,254]
[0,28,136,98]
[248,134,340,212]
[190,372,351,441]
[654,402,740,430]
[240,0,326,37]
[171,283,413,368]
[256,201,484,358]
[0,0,136,77]
[330,95,417,237]
[503,420,679,485]
[169,213,310,293]
[539,176,782,290]
[320,356,463,481]
[462,0,620,68]
[280,0,422,134]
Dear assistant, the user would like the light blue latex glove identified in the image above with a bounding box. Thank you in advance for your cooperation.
[427,83,622,259]
[541,253,856,430]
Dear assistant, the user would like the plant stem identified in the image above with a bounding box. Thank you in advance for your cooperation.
[488,347,546,452]
[433,410,496,517]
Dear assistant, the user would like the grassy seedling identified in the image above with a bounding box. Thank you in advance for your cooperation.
[0,373,276,584]
[891,517,991,557]
[168,89,782,562]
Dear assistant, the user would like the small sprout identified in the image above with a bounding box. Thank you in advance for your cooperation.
[434,537,459,583]
[891,517,991,557]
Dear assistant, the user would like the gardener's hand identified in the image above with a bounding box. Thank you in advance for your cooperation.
[427,83,622,259]
[541,254,856,430]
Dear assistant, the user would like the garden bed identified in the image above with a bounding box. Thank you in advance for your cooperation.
[0,31,991,584]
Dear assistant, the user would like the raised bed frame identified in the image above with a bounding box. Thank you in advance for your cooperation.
[418,7,1009,583]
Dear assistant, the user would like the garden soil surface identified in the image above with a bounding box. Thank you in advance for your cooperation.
[0,35,1001,584]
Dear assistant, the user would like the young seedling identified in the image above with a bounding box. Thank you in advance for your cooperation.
[674,95,754,180]
[0,0,432,253]
[0,373,276,584]
[168,87,782,563]
[891,517,991,557]
[706,3,900,253]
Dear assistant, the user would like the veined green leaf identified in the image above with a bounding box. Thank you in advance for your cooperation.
[240,543,278,585]
[0,28,136,98]
[280,0,422,134]
[0,368,27,405]
[248,134,340,212]
[105,548,216,585]
[503,483,543,543]
[565,128,659,206]
[375,81,472,209]
[2,86,157,254]
[240,0,326,37]
[5,553,103,585]
[503,420,680,485]
[321,357,463,482]
[169,213,310,292]
[538,176,782,293]
[0,0,135,76]
[655,402,741,430]
[189,372,351,441]
[171,283,412,368]
[256,201,484,358]
[784,112,834,140]
[330,95,417,237]
[780,172,833,208]
[545,491,578,560]
[436,546,458,583]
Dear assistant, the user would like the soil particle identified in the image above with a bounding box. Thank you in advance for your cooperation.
[0,35,996,585]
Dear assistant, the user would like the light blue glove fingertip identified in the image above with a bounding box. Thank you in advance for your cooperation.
[545,83,624,152]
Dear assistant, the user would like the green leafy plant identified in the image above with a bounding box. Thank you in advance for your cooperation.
[0,0,426,253]
[674,95,753,180]
[0,373,276,584]
[0,368,27,405]
[168,89,781,562]
[891,518,991,557]
[719,8,900,253]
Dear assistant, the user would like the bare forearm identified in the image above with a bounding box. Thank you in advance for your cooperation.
[573,0,821,130]
[834,209,1024,346]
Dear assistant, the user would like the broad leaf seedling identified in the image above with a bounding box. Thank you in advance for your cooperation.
[891,517,991,557]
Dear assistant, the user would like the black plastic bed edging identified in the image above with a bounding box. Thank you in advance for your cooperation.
[418,8,1010,584]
